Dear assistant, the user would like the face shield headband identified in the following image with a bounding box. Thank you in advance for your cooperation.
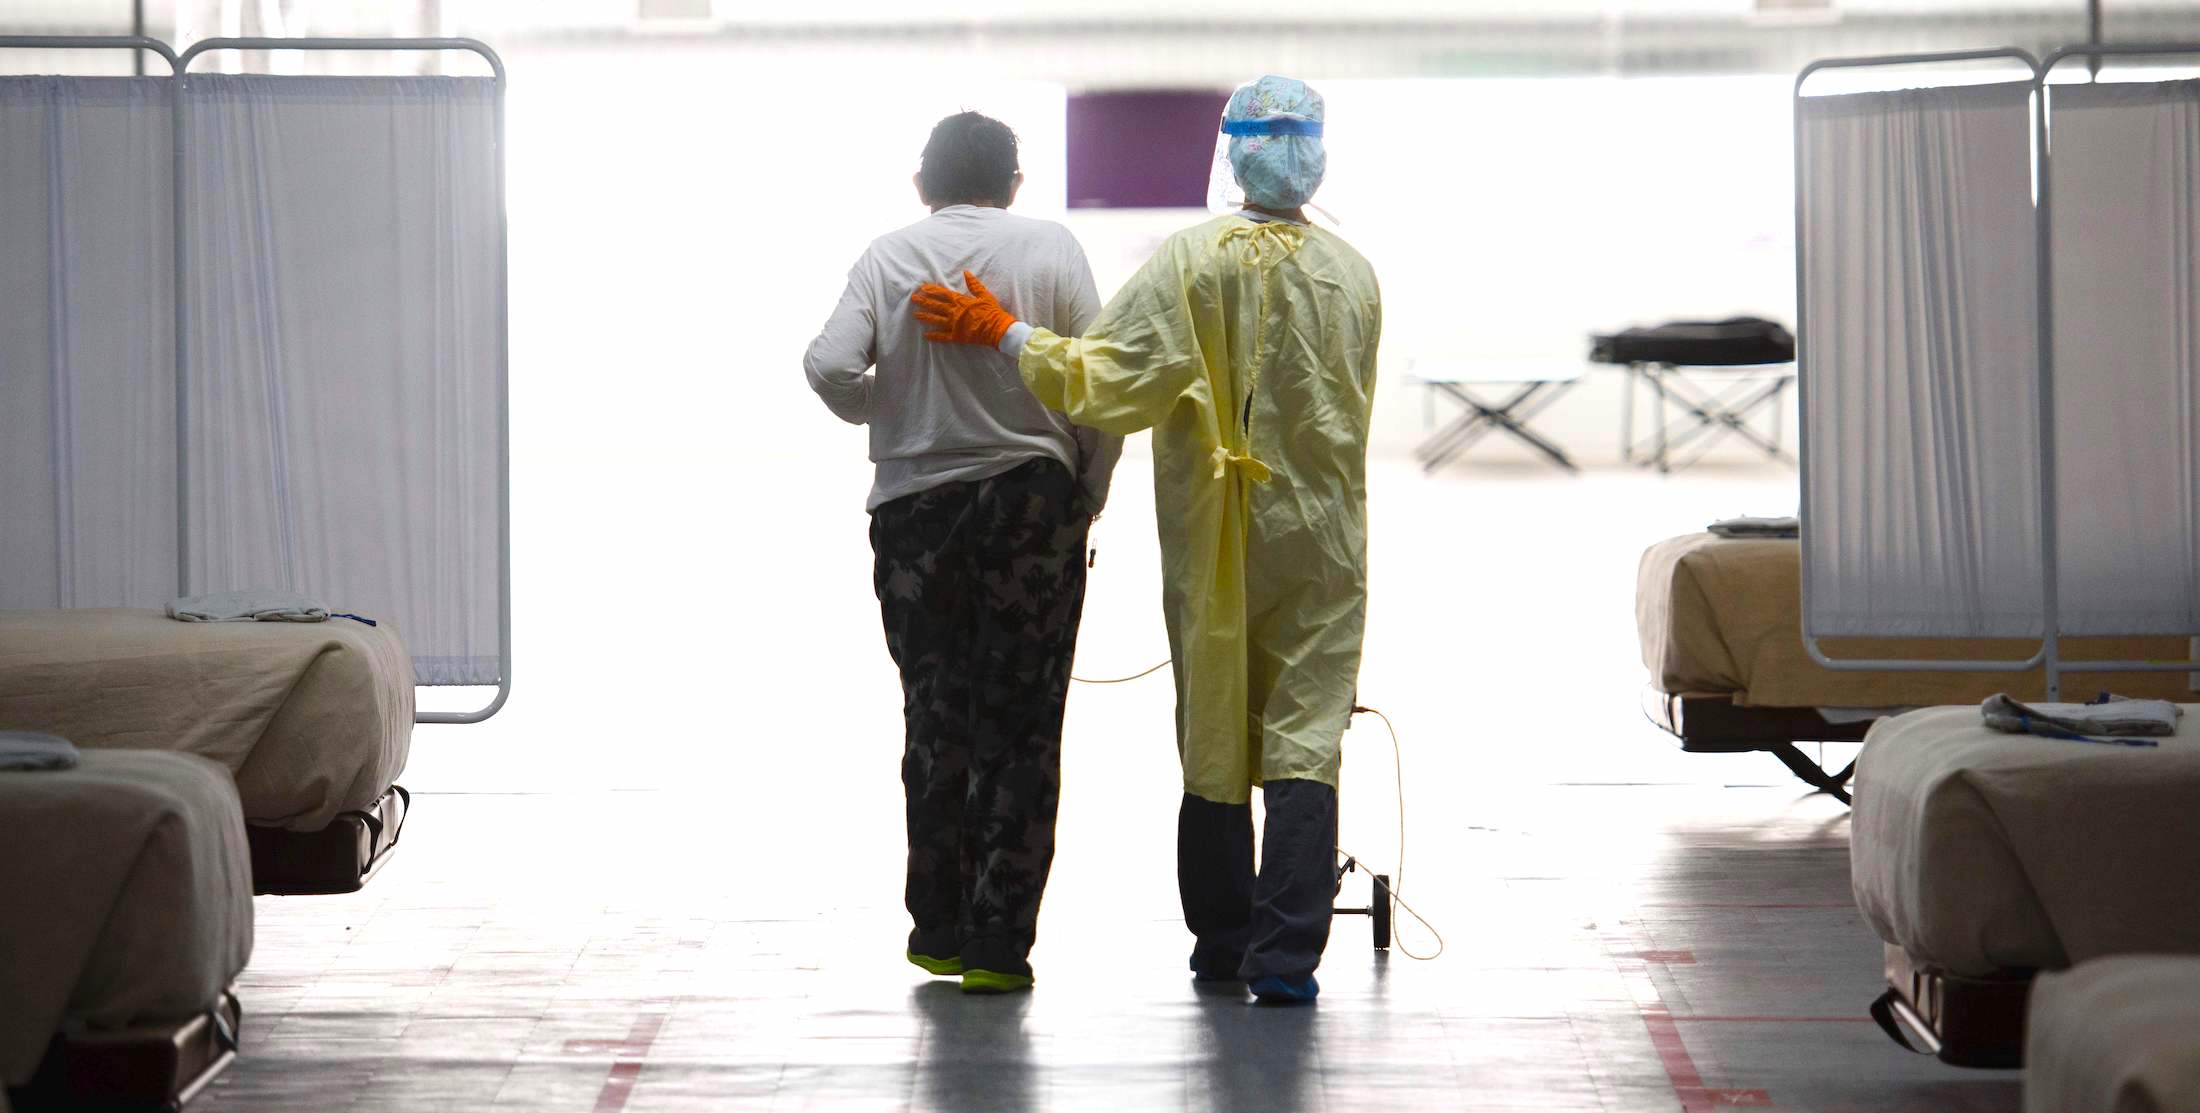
[1219,117,1324,138]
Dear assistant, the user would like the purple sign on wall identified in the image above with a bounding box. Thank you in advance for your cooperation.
[1067,90,1231,209]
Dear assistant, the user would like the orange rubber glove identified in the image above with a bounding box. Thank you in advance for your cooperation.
[910,270,1019,349]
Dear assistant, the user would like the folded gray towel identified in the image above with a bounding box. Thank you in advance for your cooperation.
[169,589,329,623]
[1981,693,2182,739]
[0,731,79,772]
[1708,515,1799,539]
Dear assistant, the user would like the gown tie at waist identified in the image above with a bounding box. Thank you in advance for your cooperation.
[1211,445,1274,483]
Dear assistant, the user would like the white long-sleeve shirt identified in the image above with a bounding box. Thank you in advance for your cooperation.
[804,205,1124,512]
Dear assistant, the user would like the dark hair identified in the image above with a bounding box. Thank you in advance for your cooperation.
[919,112,1020,206]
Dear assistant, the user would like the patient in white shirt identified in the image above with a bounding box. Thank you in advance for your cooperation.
[804,117,1120,513]
[801,111,1119,992]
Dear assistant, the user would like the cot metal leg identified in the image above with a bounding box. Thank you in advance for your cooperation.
[1870,989,1944,1057]
[1766,742,1856,805]
[1665,378,1794,465]
[1416,403,1509,471]
[1624,366,1798,473]
[1771,378,1788,455]
[1415,381,1580,473]
[1477,385,1579,472]
[1619,363,1636,463]
[1413,408,1494,471]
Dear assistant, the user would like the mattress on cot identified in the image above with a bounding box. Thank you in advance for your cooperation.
[2026,956,2200,1113]
[1851,705,2200,978]
[1636,533,2194,708]
[0,608,413,831]
[0,750,252,1093]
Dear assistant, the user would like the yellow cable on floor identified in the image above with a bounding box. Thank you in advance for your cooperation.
[1342,705,1445,962]
[1071,660,1170,685]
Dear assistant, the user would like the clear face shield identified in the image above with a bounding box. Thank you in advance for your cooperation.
[1206,120,1325,214]
[1206,129,1250,215]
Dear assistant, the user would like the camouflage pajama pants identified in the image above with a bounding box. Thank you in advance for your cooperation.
[870,457,1089,976]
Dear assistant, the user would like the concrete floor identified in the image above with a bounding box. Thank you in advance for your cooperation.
[201,784,2024,1113]
[191,460,2030,1112]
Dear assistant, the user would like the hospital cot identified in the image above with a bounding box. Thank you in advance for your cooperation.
[2024,956,2200,1113]
[0,749,252,1113]
[1851,706,2200,1069]
[0,608,414,895]
[1593,317,1797,474]
[1635,532,2193,802]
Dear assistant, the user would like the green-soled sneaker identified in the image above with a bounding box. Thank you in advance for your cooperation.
[907,951,964,977]
[960,969,1034,994]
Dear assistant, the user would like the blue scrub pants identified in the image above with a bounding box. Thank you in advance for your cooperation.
[1178,779,1338,981]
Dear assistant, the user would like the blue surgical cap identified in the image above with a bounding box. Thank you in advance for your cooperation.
[1221,76,1326,210]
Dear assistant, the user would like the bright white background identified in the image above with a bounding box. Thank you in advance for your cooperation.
[0,19,1827,950]
[403,48,1813,936]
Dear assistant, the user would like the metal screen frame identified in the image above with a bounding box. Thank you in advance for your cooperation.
[2028,42,2200,697]
[0,36,185,612]
[0,35,179,72]
[176,38,510,724]
[1,35,510,724]
[1792,48,2050,678]
[1795,44,2200,700]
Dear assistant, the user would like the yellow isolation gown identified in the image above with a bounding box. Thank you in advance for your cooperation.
[1016,214,1381,804]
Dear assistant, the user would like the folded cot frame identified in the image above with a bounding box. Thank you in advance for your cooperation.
[1793,41,2200,1070]
[0,33,512,727]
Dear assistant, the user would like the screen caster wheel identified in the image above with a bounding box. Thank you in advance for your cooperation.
[1372,873,1392,950]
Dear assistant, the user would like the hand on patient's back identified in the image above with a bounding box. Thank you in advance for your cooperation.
[911,270,1016,348]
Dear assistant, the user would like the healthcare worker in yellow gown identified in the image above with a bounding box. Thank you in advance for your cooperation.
[913,75,1379,1003]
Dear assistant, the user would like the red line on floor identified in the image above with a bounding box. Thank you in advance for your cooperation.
[1670,1015,1873,1024]
[1642,1005,1774,1109]
[590,1013,668,1113]
[1602,924,1775,1111]
[594,1063,645,1113]
[1641,902,1853,910]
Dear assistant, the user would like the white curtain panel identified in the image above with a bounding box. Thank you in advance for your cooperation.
[182,75,501,684]
[0,77,176,611]
[1798,82,2045,639]
[2048,79,2200,636]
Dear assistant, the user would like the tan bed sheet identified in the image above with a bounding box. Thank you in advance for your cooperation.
[2027,956,2200,1113]
[0,608,413,830]
[0,750,253,1087]
[1850,706,2200,977]
[1636,533,2194,707]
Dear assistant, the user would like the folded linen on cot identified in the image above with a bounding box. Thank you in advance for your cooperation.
[167,589,328,623]
[1982,693,2180,739]
[0,730,77,772]
[1707,515,1799,539]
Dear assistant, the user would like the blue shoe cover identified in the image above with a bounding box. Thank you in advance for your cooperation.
[1248,974,1319,1003]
